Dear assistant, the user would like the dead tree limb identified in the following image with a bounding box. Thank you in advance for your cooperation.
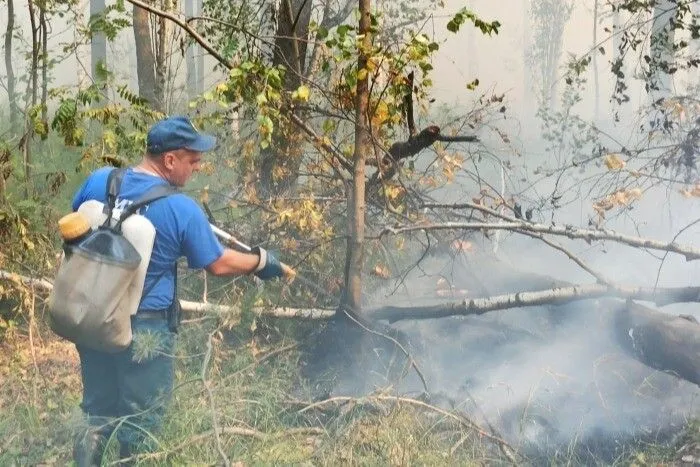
[369,284,700,322]
[0,270,335,319]
[380,221,700,261]
[386,126,478,163]
[615,300,700,386]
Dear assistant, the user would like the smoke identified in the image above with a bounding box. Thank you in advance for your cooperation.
[349,241,700,462]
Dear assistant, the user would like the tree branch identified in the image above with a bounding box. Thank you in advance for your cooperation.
[369,283,700,322]
[386,126,478,163]
[380,221,700,261]
[0,270,335,319]
[124,0,233,68]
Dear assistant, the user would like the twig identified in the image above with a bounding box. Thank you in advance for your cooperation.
[521,231,610,285]
[123,0,232,68]
[339,307,429,393]
[296,395,517,463]
[28,287,39,406]
[134,426,324,462]
[0,270,53,290]
[202,328,230,466]
[450,432,471,456]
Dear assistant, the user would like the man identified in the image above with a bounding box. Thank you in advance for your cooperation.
[71,115,286,465]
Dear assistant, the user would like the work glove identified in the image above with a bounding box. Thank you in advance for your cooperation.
[252,246,285,280]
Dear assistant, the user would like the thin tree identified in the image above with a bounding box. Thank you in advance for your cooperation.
[185,0,197,98]
[592,0,600,121]
[527,0,574,109]
[649,0,676,98]
[90,0,107,79]
[345,0,372,316]
[4,0,18,131]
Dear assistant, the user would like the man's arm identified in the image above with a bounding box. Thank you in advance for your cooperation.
[205,248,260,276]
[205,246,284,279]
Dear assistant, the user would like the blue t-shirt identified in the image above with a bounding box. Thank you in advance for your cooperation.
[72,167,224,311]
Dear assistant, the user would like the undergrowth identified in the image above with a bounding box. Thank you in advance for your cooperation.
[0,309,698,466]
[0,313,501,466]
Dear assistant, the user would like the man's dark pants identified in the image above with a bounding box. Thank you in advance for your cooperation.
[76,315,175,455]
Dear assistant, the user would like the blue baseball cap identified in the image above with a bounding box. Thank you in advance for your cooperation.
[146,115,217,154]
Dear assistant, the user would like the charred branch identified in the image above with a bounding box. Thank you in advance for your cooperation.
[403,71,416,137]
[615,300,700,386]
[386,126,478,164]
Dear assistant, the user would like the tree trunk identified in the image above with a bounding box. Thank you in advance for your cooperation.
[90,0,107,80]
[195,0,204,93]
[344,0,372,316]
[23,0,41,198]
[649,0,675,98]
[521,0,532,124]
[592,0,599,121]
[155,0,172,111]
[615,300,700,386]
[133,3,160,109]
[185,0,197,98]
[689,0,700,87]
[40,5,48,123]
[4,0,18,132]
[259,0,313,196]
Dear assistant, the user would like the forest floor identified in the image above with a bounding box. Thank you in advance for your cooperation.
[1,314,699,466]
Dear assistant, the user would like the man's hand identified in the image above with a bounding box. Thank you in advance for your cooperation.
[252,247,285,280]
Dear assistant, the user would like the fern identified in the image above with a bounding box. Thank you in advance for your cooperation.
[117,85,148,107]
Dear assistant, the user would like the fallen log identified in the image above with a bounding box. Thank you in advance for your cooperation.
[614,300,700,386]
[369,284,700,322]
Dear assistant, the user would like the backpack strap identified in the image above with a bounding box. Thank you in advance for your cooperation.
[115,183,179,229]
[102,168,127,227]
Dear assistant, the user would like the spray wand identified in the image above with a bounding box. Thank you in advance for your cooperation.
[209,223,297,280]
[210,223,345,303]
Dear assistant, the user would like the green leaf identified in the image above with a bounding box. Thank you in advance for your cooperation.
[447,19,459,33]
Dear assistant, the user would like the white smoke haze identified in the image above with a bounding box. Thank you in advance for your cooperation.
[338,164,700,461]
[352,238,700,461]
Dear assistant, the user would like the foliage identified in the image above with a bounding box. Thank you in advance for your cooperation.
[87,0,131,41]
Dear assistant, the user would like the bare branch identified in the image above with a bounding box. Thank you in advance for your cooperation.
[380,221,700,261]
[386,125,478,163]
[0,270,335,319]
[288,113,353,175]
[369,284,700,322]
[124,0,233,68]
[519,231,611,285]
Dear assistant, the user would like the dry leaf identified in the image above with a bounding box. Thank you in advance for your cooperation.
[451,239,473,252]
[371,264,391,279]
[680,184,700,198]
[604,153,626,170]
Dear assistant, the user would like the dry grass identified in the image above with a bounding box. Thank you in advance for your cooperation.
[0,316,697,466]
